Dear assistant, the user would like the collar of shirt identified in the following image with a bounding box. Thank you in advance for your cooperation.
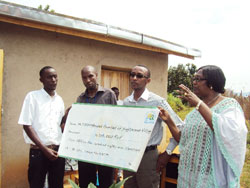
[41,88,58,98]
[128,88,150,102]
[80,85,105,98]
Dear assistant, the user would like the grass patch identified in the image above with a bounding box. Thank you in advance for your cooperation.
[241,144,250,188]
[167,93,193,120]
[241,120,250,188]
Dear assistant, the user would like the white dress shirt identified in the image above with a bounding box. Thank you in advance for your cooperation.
[117,100,123,105]
[123,88,183,151]
[18,89,65,145]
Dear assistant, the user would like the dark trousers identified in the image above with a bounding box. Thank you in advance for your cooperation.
[78,161,113,188]
[28,148,65,188]
[124,149,160,188]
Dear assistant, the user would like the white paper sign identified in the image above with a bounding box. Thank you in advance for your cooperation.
[58,103,159,172]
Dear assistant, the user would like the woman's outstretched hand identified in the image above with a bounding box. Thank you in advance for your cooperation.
[178,84,200,107]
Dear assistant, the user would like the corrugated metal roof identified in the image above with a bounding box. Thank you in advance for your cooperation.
[0,1,201,58]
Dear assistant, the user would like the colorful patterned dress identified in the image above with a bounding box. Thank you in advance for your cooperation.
[178,98,247,188]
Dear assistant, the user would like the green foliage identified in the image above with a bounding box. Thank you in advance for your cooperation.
[241,144,250,187]
[38,4,55,13]
[168,63,197,94]
[68,179,80,188]
[44,5,50,11]
[167,93,183,111]
[246,120,250,144]
[68,176,131,188]
[167,93,193,120]
[88,183,97,188]
[109,177,131,188]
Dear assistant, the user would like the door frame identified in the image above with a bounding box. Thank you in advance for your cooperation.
[101,65,132,100]
[0,49,4,186]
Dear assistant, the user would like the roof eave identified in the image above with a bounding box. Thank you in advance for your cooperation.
[0,1,201,59]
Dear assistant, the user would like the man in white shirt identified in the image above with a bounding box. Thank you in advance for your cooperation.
[123,65,183,188]
[18,66,65,188]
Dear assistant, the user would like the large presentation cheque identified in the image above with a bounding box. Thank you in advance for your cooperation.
[58,103,159,172]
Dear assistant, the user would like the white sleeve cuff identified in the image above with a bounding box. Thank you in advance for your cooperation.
[166,137,178,152]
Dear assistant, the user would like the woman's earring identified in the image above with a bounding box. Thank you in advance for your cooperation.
[210,86,213,90]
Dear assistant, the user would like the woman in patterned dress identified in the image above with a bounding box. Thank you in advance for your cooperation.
[158,65,247,188]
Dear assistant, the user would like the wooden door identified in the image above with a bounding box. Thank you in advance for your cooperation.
[101,68,131,100]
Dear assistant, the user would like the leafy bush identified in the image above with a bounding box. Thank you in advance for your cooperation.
[167,93,183,111]
[246,120,250,144]
[168,63,197,94]
[167,93,193,120]
[68,176,130,188]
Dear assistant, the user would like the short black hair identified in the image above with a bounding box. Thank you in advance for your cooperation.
[136,65,151,78]
[111,87,119,91]
[198,65,226,93]
[39,66,54,77]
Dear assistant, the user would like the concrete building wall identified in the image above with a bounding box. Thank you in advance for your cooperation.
[0,21,168,188]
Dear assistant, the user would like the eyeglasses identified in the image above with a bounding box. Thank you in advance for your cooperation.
[129,72,148,79]
[192,77,206,82]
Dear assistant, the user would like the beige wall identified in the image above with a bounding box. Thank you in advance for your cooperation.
[0,21,168,188]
